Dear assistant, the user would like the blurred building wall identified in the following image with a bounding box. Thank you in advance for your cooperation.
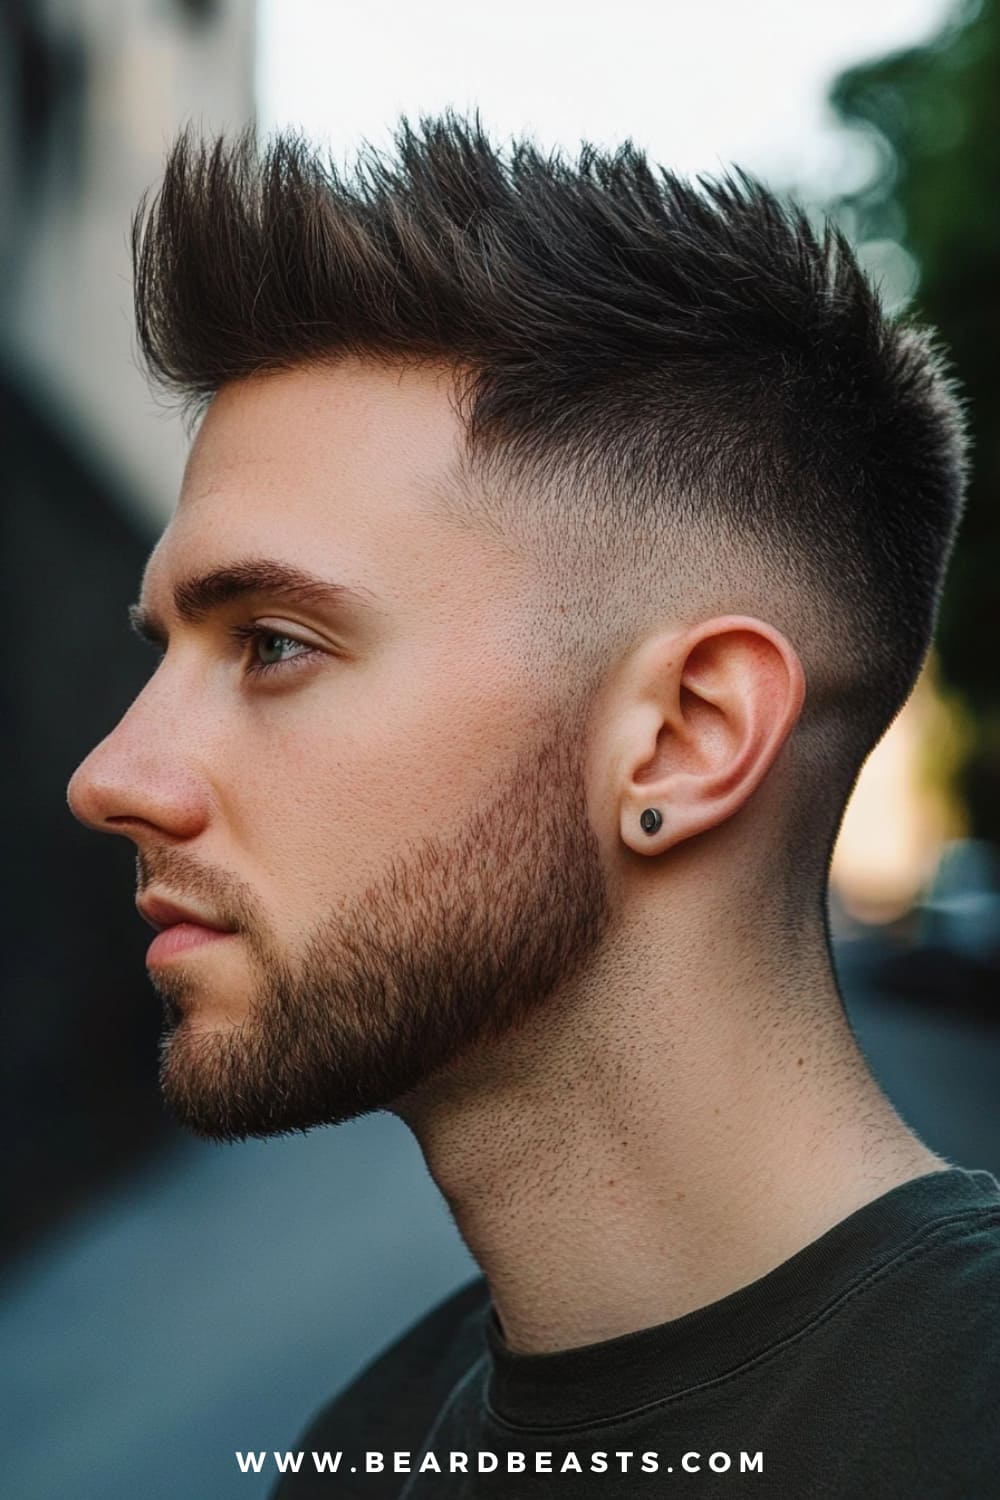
[0,0,254,1264]
[0,0,255,527]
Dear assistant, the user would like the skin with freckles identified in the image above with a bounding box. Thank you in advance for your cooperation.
[67,358,947,1357]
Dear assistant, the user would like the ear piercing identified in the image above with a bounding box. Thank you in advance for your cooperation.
[640,807,663,835]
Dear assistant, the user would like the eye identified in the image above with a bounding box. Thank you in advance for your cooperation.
[229,624,320,679]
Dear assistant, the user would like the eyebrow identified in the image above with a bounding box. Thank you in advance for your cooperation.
[128,558,380,649]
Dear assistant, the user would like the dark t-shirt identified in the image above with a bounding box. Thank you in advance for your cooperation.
[271,1168,1000,1497]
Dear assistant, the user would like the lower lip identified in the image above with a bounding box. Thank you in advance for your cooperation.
[146,923,237,967]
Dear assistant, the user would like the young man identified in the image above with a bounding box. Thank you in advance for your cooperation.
[67,118,999,1495]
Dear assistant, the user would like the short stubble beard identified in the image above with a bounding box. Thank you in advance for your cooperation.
[152,708,613,1142]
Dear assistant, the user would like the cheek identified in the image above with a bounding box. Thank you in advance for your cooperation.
[356,636,540,822]
[219,642,538,918]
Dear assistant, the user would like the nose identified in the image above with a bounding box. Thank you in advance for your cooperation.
[67,686,212,843]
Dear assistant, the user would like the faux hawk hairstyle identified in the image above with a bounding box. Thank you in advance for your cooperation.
[131,114,970,895]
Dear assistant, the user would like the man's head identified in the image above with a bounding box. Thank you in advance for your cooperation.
[67,116,968,1142]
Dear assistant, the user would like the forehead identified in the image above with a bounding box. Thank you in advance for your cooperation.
[145,359,487,609]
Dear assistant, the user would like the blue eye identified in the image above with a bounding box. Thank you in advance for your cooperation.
[229,625,318,679]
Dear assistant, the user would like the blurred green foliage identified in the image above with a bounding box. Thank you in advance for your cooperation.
[830,0,1000,841]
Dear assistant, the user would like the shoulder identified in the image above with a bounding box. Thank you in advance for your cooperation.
[815,1209,1000,1492]
[917,1207,1000,1366]
[904,1205,1000,1316]
[860,1203,1000,1341]
[855,1206,1000,1436]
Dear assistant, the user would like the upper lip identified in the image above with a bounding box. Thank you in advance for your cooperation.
[136,894,235,934]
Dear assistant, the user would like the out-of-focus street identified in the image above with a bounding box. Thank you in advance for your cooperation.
[1,964,997,1500]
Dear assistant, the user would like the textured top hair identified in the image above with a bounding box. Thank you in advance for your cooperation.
[131,114,969,837]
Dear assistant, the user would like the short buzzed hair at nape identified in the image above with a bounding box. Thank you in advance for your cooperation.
[131,112,969,912]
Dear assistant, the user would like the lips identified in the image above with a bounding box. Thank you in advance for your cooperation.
[136,893,235,934]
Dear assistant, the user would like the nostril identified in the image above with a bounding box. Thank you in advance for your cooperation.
[65,755,121,833]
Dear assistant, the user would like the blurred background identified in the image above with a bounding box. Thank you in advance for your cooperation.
[2,1,997,1496]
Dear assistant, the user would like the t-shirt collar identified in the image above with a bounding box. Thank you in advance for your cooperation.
[484,1167,1000,1429]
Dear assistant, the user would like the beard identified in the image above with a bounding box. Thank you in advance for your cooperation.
[148,709,613,1143]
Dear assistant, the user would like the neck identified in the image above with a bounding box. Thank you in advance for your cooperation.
[395,910,946,1355]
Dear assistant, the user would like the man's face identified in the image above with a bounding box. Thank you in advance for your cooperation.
[67,361,612,1141]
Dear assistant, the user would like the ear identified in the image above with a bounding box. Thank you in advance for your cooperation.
[616,616,806,856]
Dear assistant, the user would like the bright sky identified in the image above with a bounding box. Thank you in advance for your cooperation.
[257,0,956,195]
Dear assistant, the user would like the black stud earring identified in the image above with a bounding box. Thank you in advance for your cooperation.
[640,807,663,836]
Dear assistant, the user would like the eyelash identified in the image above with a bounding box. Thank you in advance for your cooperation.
[227,624,320,679]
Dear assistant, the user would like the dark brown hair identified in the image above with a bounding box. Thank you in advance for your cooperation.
[131,114,969,883]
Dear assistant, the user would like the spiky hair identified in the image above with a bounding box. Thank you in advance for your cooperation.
[132,113,969,870]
